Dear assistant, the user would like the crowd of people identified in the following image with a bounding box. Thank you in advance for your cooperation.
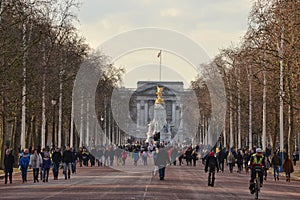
[4,145,76,184]
[203,146,297,193]
[2,141,298,187]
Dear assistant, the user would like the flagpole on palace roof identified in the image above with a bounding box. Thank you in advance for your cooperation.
[157,50,162,81]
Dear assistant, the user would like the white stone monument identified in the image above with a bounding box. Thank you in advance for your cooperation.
[146,86,171,143]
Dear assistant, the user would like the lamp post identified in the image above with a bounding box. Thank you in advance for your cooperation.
[51,99,57,147]
[101,116,105,145]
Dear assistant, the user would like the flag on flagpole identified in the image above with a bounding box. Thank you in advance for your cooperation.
[157,50,161,58]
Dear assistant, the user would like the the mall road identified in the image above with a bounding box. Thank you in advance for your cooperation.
[0,162,299,200]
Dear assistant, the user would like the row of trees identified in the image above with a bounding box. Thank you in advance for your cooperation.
[0,0,124,169]
[197,0,300,156]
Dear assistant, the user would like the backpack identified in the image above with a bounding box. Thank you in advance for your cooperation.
[209,157,217,168]
[121,152,127,159]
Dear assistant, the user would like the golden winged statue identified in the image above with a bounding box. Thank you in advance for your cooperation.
[155,86,165,106]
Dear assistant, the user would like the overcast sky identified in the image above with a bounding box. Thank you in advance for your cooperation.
[76,0,253,88]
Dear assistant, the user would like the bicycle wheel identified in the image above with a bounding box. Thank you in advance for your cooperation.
[255,178,259,199]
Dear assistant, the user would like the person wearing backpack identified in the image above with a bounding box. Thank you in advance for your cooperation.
[205,151,219,187]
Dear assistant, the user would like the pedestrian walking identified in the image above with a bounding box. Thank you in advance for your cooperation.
[178,148,184,166]
[51,147,62,180]
[227,151,235,173]
[121,150,127,166]
[78,147,83,167]
[4,149,14,184]
[191,148,198,166]
[205,152,219,187]
[170,146,178,166]
[283,156,294,182]
[155,145,170,180]
[29,149,42,183]
[132,149,139,166]
[292,151,298,166]
[185,146,193,166]
[42,152,52,182]
[82,148,89,166]
[141,150,148,166]
[19,149,30,183]
[236,151,243,173]
[39,148,46,180]
[217,148,226,173]
[63,146,74,180]
[243,150,251,174]
[271,153,281,181]
[72,148,78,173]
[104,147,109,166]
[96,147,104,167]
[109,147,115,166]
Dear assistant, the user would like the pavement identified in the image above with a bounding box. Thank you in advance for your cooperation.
[0,159,299,200]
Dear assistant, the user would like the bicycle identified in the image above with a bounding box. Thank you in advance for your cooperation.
[254,165,263,199]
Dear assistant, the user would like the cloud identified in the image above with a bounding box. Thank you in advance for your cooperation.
[160,8,181,17]
[75,0,254,87]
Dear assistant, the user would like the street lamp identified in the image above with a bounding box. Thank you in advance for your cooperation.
[51,99,57,147]
[100,116,106,145]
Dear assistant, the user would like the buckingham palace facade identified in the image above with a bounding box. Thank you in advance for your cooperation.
[127,81,186,141]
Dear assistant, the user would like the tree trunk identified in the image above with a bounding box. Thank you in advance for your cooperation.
[248,66,253,150]
[236,67,241,150]
[70,93,74,147]
[272,108,278,153]
[229,75,234,148]
[262,66,267,151]
[287,72,293,157]
[13,112,21,161]
[25,114,31,148]
[29,115,35,148]
[0,93,6,169]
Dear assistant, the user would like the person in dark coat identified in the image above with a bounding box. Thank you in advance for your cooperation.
[72,148,78,173]
[82,148,90,166]
[217,148,226,173]
[51,148,62,180]
[236,151,243,173]
[271,153,281,181]
[243,150,251,174]
[283,156,294,182]
[155,145,170,180]
[184,146,193,166]
[191,148,198,166]
[205,152,219,187]
[42,152,52,182]
[4,149,14,184]
[78,147,83,167]
[89,153,96,167]
[63,146,74,180]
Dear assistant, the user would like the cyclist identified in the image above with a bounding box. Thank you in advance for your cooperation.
[248,148,265,194]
